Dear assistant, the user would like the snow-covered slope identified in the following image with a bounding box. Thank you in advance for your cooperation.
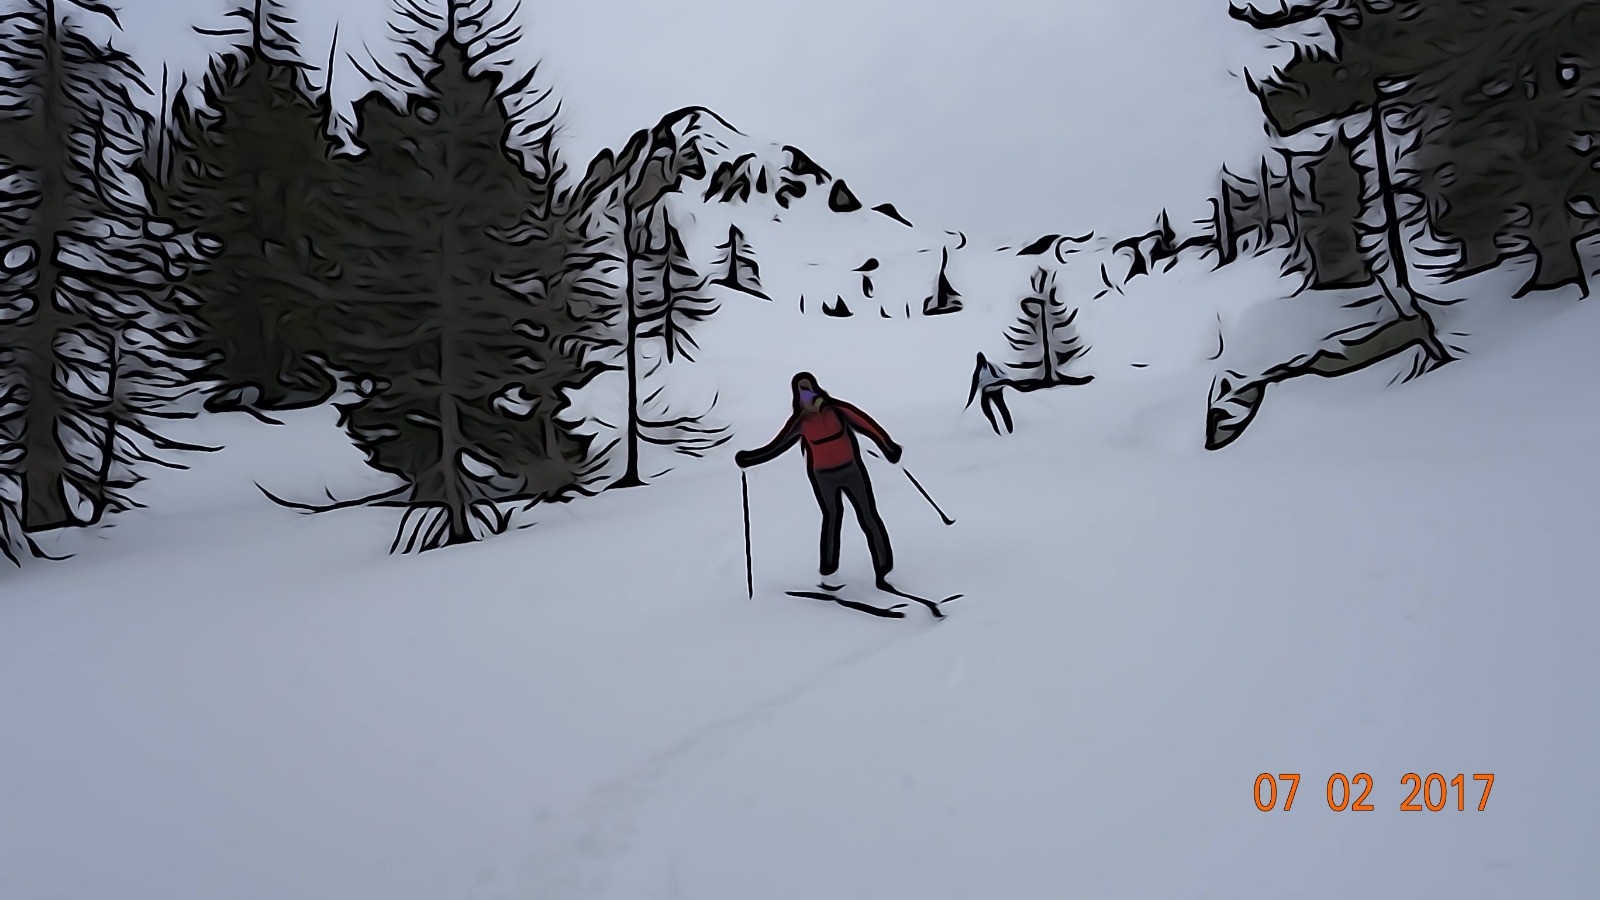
[4,233,1597,899]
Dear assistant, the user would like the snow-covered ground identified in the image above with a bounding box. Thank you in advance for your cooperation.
[4,235,1598,898]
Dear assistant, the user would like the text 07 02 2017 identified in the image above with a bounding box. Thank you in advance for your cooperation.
[1253,773,1495,812]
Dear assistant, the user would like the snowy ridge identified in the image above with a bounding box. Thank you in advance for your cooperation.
[648,106,964,321]
[622,108,1240,342]
[573,104,1130,328]
[653,105,886,218]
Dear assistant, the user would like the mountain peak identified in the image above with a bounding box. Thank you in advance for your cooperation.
[643,106,844,211]
[653,105,746,149]
[597,105,912,226]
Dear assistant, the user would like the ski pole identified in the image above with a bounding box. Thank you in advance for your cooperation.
[740,469,754,599]
[865,448,955,526]
[901,467,955,526]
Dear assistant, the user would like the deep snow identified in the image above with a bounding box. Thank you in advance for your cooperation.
[4,235,1598,898]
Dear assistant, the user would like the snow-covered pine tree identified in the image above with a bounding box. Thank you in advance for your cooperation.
[560,115,728,486]
[546,130,646,487]
[1239,0,1459,372]
[1435,3,1600,297]
[151,1,343,414]
[1273,146,1322,258]
[327,2,598,552]
[1256,155,1287,245]
[0,0,107,535]
[0,0,210,549]
[614,122,708,485]
[641,213,719,364]
[631,210,728,469]
[710,223,766,299]
[557,141,630,383]
[1290,127,1373,289]
[1211,172,1239,265]
[1006,266,1087,384]
[1219,168,1255,255]
[1219,163,1280,256]
[1150,209,1179,264]
[1415,131,1512,279]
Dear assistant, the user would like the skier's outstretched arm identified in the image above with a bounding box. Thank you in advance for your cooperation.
[736,413,801,467]
[835,401,900,461]
[965,367,981,408]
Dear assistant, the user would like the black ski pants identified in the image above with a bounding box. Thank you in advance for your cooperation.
[980,387,1014,434]
[807,461,893,580]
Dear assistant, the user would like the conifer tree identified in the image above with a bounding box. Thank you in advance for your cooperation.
[638,213,719,365]
[1236,0,1453,370]
[1006,267,1086,384]
[151,1,343,414]
[1293,128,1372,288]
[328,3,598,551]
[0,0,208,555]
[710,223,766,299]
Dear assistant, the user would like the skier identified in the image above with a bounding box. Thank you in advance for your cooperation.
[735,372,902,590]
[966,351,1015,435]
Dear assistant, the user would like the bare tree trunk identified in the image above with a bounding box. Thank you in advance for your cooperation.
[21,11,92,530]
[1454,233,1505,277]
[88,333,117,527]
[1258,156,1274,243]
[1513,215,1588,299]
[435,214,471,546]
[1039,311,1054,384]
[156,64,171,189]
[614,201,644,488]
[1366,99,1452,368]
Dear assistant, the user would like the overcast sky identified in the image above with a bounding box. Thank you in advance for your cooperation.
[115,0,1281,242]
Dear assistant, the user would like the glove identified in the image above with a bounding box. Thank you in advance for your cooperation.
[734,450,756,469]
[883,442,902,465]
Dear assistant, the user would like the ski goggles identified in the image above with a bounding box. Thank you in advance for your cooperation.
[799,389,820,404]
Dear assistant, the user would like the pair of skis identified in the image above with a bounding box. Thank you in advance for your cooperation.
[785,582,962,619]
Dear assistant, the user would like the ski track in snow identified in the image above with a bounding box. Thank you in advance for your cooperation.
[472,606,947,900]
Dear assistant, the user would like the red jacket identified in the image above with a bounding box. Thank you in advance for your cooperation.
[746,400,894,472]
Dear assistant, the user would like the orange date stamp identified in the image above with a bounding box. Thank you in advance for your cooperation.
[1254,773,1495,812]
